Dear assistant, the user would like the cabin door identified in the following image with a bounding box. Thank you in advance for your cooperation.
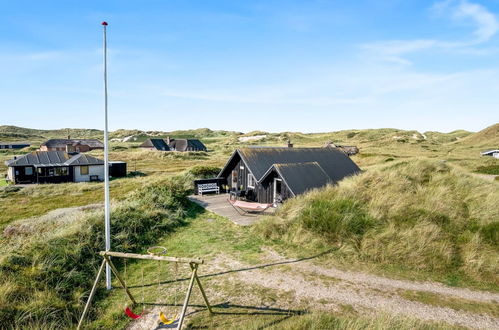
[231,170,238,191]
[273,178,282,205]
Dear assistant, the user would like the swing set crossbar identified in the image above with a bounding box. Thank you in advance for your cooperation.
[99,251,204,264]
[77,251,212,330]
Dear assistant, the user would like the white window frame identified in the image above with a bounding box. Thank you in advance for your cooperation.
[247,173,255,188]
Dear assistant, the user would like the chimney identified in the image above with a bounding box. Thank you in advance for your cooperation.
[287,139,293,148]
[68,134,71,140]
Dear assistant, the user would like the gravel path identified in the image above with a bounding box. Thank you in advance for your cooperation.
[128,249,499,330]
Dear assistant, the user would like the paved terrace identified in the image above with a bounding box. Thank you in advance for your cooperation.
[188,194,274,226]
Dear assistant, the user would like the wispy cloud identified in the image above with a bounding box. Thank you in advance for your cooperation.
[361,0,499,65]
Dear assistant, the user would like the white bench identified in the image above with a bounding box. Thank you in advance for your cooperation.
[198,183,220,195]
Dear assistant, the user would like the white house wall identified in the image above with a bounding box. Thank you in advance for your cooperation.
[7,167,14,181]
[74,165,104,182]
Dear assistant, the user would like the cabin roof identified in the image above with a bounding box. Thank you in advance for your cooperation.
[169,139,206,151]
[64,153,104,166]
[41,139,104,148]
[481,149,499,155]
[0,142,30,146]
[262,162,332,196]
[140,138,170,151]
[5,151,104,167]
[219,147,360,184]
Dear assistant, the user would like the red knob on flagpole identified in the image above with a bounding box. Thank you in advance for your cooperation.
[102,21,108,26]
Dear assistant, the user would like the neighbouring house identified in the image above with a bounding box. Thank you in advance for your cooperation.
[0,142,30,150]
[324,141,359,156]
[5,151,106,184]
[481,149,499,159]
[40,139,104,153]
[139,138,171,151]
[139,137,207,152]
[212,147,361,204]
[169,138,207,152]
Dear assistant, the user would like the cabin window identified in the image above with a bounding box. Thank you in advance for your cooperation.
[25,167,33,175]
[247,174,255,188]
[80,166,89,175]
[55,167,68,176]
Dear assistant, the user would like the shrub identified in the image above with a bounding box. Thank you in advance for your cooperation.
[254,160,499,284]
[299,198,374,241]
[346,132,357,139]
[187,165,221,179]
[0,176,192,328]
[475,164,499,175]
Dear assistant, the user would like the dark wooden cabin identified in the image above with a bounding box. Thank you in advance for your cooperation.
[5,151,107,184]
[0,142,30,150]
[217,147,361,204]
[168,138,207,152]
[40,139,104,152]
[139,139,171,151]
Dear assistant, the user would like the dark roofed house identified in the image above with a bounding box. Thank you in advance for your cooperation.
[169,138,207,152]
[40,139,104,153]
[139,138,171,151]
[0,142,30,150]
[480,149,499,159]
[139,137,207,152]
[215,147,361,204]
[5,151,106,184]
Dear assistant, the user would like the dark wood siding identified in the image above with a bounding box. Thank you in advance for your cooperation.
[12,166,36,184]
[219,152,293,204]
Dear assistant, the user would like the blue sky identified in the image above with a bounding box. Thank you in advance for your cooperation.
[0,0,498,133]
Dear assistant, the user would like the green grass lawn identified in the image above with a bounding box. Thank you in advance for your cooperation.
[86,204,465,330]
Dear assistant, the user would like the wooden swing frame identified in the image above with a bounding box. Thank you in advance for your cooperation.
[77,251,213,330]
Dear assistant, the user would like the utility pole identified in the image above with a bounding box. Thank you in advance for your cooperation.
[102,21,112,290]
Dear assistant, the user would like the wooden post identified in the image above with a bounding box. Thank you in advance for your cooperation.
[100,251,203,264]
[77,252,210,329]
[177,263,197,330]
[77,259,106,330]
[190,263,213,314]
[103,256,137,304]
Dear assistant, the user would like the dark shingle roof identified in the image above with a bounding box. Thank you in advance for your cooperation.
[6,151,104,167]
[223,147,360,183]
[64,153,104,166]
[0,142,30,146]
[169,139,206,151]
[41,139,104,148]
[6,151,70,166]
[139,139,170,151]
[263,162,332,196]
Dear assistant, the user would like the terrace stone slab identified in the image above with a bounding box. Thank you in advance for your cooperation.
[188,194,273,226]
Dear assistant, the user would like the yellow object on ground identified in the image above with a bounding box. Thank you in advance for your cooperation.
[159,312,177,325]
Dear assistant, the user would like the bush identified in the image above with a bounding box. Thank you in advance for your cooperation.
[299,198,374,241]
[346,132,357,139]
[475,164,499,175]
[0,176,192,328]
[254,160,499,285]
[187,165,221,179]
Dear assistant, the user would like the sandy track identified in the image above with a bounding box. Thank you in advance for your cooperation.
[128,250,499,330]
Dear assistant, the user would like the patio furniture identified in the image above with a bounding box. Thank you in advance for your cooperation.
[228,199,272,215]
[197,182,220,195]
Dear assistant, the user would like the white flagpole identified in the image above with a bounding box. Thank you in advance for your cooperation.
[102,21,112,290]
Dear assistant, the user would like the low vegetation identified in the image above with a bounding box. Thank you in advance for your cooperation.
[255,159,499,289]
[0,176,193,329]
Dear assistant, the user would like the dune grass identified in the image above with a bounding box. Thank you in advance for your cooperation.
[0,175,193,329]
[254,159,499,290]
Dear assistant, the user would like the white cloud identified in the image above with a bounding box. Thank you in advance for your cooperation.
[453,1,499,42]
[362,0,499,63]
